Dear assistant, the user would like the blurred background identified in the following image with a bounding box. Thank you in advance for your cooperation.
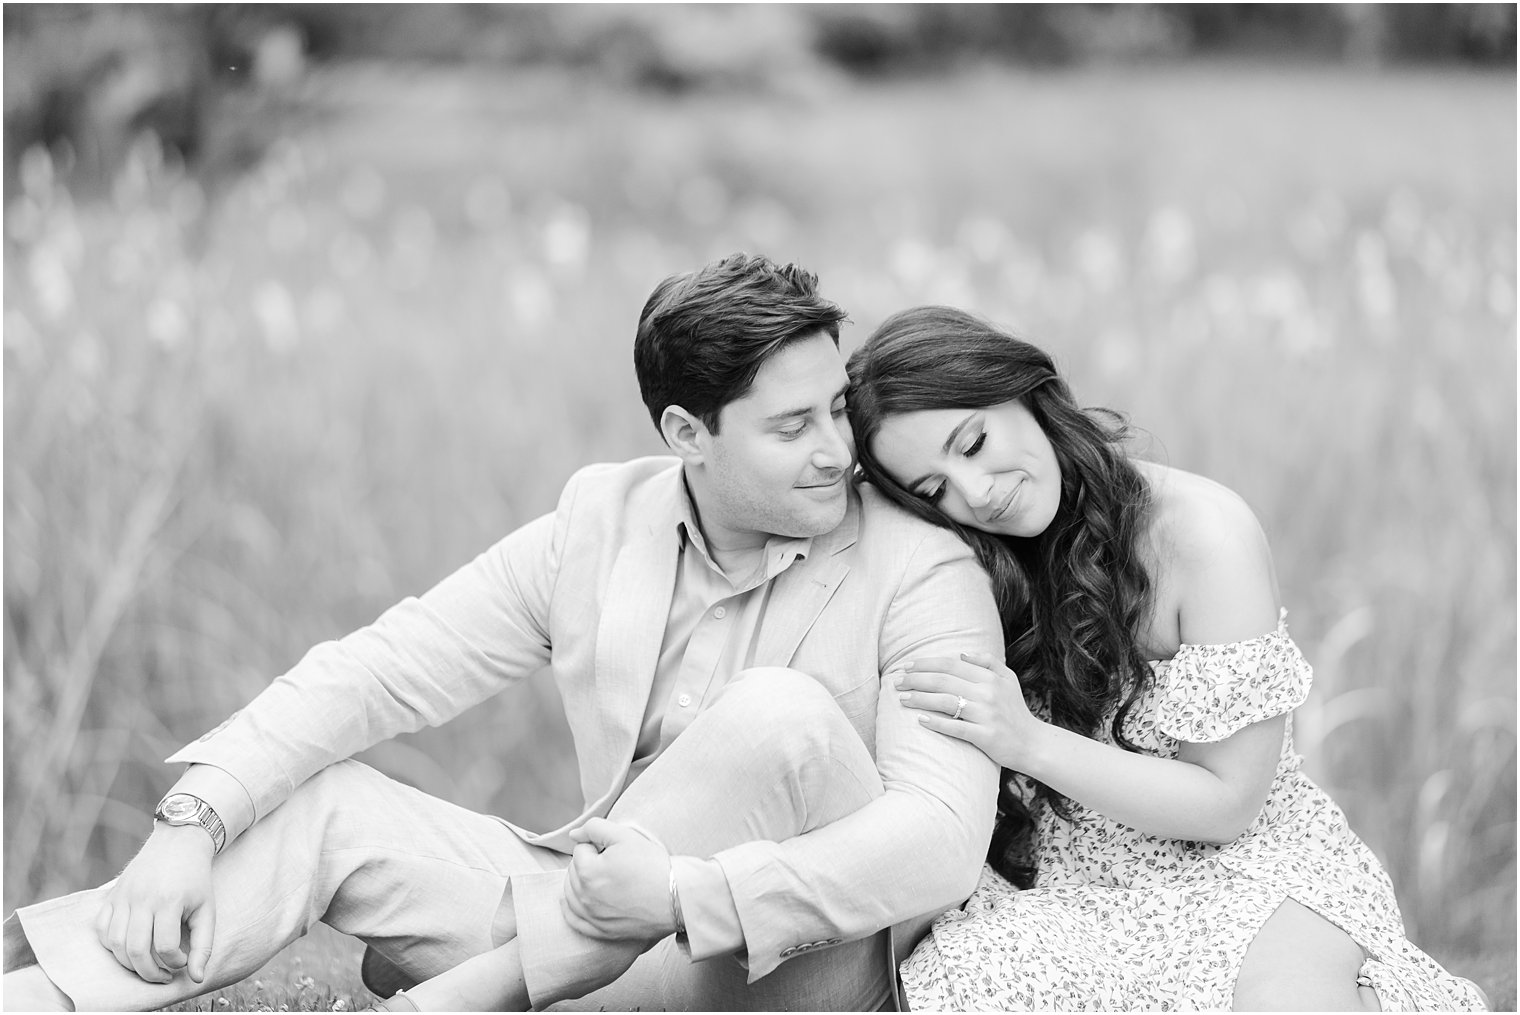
[4,3,1515,1008]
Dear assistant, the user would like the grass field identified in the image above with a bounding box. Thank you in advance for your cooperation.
[5,61,1515,1009]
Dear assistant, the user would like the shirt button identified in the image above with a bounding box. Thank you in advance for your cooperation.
[678,693,692,708]
[713,606,727,619]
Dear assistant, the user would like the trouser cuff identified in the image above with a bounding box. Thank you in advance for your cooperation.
[512,869,644,1008]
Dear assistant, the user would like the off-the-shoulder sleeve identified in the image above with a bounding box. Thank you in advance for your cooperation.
[1154,609,1312,743]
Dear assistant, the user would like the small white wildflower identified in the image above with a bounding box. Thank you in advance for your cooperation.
[216,999,230,1007]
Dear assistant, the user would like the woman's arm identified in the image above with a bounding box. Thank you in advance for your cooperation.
[897,650,1283,844]
[898,477,1287,845]
[1018,708,1284,844]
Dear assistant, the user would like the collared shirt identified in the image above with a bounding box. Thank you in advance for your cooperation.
[626,484,811,786]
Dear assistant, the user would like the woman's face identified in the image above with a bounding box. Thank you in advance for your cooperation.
[871,399,1062,538]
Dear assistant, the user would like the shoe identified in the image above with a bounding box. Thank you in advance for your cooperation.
[360,946,419,999]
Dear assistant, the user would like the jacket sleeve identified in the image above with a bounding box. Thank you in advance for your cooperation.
[706,531,1003,980]
[164,481,575,824]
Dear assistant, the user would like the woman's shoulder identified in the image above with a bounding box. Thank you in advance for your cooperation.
[1135,462,1281,646]
[1138,463,1265,559]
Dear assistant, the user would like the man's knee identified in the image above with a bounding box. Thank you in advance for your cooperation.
[705,668,863,756]
[717,665,851,729]
[708,668,882,822]
[253,759,390,844]
[610,668,883,856]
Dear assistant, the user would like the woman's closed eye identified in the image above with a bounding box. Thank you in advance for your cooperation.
[913,427,986,502]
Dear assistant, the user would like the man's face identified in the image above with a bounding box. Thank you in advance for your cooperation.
[693,331,855,551]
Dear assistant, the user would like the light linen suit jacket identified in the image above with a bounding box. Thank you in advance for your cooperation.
[170,456,1003,1001]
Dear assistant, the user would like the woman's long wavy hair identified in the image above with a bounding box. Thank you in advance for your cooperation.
[847,306,1154,888]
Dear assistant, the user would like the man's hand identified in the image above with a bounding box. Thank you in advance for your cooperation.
[562,818,675,945]
[95,822,217,984]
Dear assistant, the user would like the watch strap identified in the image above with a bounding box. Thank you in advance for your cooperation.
[154,793,227,855]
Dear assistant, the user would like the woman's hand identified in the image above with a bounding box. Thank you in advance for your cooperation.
[894,651,1043,771]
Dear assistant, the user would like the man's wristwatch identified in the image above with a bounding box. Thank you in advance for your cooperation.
[153,793,227,855]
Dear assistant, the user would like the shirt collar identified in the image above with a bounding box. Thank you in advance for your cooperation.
[675,472,812,588]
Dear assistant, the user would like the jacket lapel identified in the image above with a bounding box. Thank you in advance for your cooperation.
[588,515,680,792]
[751,486,862,667]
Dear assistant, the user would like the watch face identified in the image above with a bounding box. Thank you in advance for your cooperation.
[160,796,201,821]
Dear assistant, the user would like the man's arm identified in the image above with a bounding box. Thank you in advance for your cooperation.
[95,477,576,983]
[683,532,1002,978]
[560,526,1002,981]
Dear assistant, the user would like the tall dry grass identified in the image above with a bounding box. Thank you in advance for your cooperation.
[4,64,1514,989]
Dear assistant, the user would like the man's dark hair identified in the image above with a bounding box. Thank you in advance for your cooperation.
[634,253,848,436]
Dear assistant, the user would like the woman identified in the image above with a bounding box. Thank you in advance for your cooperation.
[846,306,1487,1012]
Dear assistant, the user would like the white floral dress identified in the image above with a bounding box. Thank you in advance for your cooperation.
[900,613,1487,1011]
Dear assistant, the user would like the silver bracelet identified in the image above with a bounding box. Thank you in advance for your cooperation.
[668,863,686,936]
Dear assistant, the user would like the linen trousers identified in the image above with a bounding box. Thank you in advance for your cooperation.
[6,668,893,1012]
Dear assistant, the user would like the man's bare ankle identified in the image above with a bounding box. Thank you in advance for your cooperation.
[2,964,74,1011]
[2,915,37,974]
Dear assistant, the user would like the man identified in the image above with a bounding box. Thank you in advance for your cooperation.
[3,253,1002,1012]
